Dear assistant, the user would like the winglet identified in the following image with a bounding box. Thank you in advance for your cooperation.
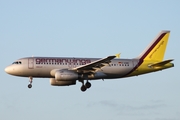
[115,53,121,58]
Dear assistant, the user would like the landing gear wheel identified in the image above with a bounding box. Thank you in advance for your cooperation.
[85,81,91,89]
[81,85,87,92]
[28,84,32,88]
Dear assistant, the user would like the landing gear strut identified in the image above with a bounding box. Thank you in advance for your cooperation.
[28,76,33,89]
[80,80,91,92]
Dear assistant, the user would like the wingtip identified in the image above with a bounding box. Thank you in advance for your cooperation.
[115,53,121,58]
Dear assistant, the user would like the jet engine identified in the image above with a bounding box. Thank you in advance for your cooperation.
[50,78,76,86]
[55,69,79,81]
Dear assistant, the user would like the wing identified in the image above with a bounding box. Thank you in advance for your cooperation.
[70,55,116,73]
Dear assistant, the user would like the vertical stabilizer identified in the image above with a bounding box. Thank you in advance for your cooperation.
[137,31,170,61]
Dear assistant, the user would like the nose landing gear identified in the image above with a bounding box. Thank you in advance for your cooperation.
[28,77,33,89]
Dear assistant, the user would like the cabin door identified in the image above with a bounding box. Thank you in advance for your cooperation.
[28,58,34,69]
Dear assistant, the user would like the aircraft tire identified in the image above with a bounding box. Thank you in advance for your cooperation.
[28,84,32,88]
[85,81,91,89]
[81,85,87,92]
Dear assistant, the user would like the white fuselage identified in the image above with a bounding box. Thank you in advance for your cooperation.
[5,57,138,79]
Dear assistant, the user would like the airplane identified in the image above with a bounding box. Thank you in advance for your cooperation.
[5,31,174,92]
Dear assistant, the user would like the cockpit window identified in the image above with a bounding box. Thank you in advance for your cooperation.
[12,61,22,64]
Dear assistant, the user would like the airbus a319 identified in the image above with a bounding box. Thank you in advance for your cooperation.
[5,31,174,92]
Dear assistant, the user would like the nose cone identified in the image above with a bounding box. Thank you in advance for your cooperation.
[5,66,9,73]
[5,66,12,74]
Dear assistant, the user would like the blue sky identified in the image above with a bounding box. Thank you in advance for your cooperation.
[0,1,180,120]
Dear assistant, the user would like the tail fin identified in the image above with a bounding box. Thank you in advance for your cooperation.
[137,31,170,61]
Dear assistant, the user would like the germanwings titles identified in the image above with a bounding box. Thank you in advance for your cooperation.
[5,31,174,92]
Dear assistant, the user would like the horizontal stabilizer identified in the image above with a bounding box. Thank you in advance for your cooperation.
[149,59,174,68]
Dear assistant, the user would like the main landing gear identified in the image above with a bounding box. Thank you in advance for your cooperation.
[80,80,91,92]
[28,76,33,88]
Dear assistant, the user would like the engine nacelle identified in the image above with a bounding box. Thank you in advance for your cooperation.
[88,72,107,79]
[50,78,76,86]
[55,70,78,81]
